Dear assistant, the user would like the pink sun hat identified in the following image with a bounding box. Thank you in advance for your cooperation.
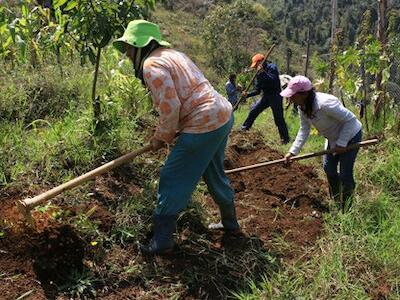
[280,75,313,98]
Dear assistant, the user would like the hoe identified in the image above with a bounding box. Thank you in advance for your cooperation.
[16,138,378,226]
[226,138,379,174]
[16,145,152,227]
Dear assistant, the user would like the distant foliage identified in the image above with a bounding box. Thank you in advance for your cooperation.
[387,10,400,85]
[259,0,400,52]
[203,0,274,73]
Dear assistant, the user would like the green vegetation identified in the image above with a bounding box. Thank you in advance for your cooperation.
[1,0,400,299]
[203,0,274,73]
[233,104,400,299]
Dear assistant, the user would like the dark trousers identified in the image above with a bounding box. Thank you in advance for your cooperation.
[242,95,289,142]
[323,130,362,190]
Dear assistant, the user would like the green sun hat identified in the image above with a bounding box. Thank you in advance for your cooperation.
[113,20,171,53]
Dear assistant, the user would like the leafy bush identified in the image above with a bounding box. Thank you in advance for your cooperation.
[0,64,90,124]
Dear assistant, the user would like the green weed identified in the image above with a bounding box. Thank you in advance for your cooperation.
[59,268,98,299]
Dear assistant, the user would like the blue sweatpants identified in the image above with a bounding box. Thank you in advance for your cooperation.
[323,130,362,189]
[155,117,235,216]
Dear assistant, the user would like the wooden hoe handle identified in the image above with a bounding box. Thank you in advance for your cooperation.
[232,44,276,111]
[17,145,152,212]
[225,139,379,174]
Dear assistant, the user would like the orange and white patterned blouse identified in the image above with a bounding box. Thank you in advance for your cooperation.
[143,48,232,144]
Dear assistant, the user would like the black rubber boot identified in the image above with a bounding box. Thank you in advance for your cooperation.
[208,203,240,233]
[342,186,355,213]
[327,177,342,208]
[140,214,177,255]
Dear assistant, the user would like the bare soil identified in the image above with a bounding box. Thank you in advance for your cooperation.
[0,131,328,299]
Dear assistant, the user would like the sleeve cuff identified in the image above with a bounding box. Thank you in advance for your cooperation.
[154,129,176,144]
[289,146,300,156]
[336,139,348,147]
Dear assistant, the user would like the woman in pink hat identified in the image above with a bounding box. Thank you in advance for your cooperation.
[282,75,362,212]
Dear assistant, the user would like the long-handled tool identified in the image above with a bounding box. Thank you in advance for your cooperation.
[225,138,378,174]
[232,44,276,111]
[16,145,152,226]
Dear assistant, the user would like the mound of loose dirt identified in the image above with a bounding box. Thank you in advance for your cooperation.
[224,131,327,252]
[0,131,328,299]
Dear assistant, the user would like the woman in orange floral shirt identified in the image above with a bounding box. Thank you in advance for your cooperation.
[114,20,239,255]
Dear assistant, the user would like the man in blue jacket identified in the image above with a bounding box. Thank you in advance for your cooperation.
[241,54,290,144]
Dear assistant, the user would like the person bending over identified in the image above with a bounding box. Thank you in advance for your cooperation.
[282,75,362,212]
[113,20,240,255]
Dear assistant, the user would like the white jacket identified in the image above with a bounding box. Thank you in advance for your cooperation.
[289,92,362,155]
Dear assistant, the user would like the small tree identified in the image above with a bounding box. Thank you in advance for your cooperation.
[336,37,390,132]
[52,0,156,125]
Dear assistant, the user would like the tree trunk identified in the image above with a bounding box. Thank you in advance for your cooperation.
[340,90,346,108]
[286,48,292,75]
[329,29,342,94]
[374,0,388,119]
[92,46,102,124]
[304,27,311,77]
[329,0,338,94]
[397,110,400,134]
[361,62,370,132]
[331,0,338,42]
[383,86,387,128]
[56,45,63,79]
